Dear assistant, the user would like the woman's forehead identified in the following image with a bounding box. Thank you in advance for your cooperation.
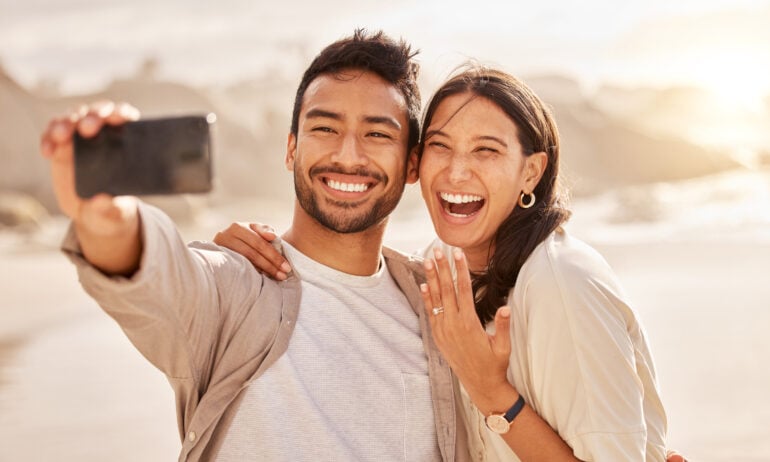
[427,93,516,136]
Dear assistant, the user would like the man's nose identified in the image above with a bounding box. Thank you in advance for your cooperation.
[331,134,368,166]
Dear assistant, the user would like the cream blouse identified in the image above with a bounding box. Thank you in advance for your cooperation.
[421,228,667,461]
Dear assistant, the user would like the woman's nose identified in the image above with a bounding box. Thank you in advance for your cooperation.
[447,153,472,183]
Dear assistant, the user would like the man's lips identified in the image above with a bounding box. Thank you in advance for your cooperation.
[317,173,382,197]
[309,166,384,195]
[323,176,372,193]
[438,191,485,217]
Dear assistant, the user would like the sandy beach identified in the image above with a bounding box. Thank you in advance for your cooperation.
[1,210,769,461]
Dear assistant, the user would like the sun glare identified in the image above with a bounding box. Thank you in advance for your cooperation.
[692,50,770,114]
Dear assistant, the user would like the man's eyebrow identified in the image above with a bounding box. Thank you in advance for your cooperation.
[364,116,402,131]
[304,111,401,132]
[304,109,342,121]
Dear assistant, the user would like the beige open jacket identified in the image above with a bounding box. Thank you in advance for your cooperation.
[62,202,470,461]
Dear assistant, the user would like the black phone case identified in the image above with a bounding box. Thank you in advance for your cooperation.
[74,115,213,198]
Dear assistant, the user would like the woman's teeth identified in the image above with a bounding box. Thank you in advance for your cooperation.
[439,192,484,217]
[440,192,483,204]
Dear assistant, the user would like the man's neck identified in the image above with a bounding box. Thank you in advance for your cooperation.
[282,203,387,276]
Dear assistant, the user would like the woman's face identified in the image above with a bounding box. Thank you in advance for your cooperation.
[417,93,542,270]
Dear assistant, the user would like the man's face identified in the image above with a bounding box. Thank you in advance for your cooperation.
[287,69,417,234]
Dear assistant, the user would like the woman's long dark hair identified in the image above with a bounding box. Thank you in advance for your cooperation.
[418,67,571,324]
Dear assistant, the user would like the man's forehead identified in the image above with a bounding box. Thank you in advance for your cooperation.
[301,71,408,121]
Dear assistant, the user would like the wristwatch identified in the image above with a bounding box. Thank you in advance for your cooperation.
[485,395,526,434]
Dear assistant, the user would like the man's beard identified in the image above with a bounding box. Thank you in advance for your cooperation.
[294,165,406,234]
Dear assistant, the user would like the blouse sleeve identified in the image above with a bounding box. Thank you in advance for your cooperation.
[511,232,655,461]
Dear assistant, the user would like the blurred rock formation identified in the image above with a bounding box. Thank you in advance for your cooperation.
[0,62,758,224]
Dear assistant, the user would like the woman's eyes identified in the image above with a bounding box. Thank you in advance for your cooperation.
[427,141,449,149]
[426,142,499,156]
[476,146,500,155]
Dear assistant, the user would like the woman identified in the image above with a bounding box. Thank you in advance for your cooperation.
[214,67,677,461]
[413,67,665,461]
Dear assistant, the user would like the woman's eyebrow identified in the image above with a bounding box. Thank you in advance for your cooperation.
[425,130,507,148]
[424,129,448,140]
[475,135,507,148]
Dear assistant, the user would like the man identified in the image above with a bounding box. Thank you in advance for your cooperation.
[40,30,468,461]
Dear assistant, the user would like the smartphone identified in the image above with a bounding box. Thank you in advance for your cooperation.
[74,114,215,198]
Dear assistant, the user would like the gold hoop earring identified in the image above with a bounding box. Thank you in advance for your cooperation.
[518,192,535,209]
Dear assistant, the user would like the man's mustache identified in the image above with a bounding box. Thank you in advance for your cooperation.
[309,165,386,184]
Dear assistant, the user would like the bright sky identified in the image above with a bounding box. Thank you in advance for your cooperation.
[1,0,769,108]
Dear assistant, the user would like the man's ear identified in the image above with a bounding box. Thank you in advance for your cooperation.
[523,151,548,192]
[285,133,297,171]
[406,146,420,184]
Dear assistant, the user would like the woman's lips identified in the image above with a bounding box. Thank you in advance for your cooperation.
[438,191,485,217]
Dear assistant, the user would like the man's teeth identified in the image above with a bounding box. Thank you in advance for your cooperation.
[440,192,483,204]
[328,180,369,193]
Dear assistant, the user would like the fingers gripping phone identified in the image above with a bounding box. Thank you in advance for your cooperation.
[74,114,215,198]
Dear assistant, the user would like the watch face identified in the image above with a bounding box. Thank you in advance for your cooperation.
[485,414,511,434]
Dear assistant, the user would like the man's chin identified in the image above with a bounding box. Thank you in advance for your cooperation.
[314,212,382,234]
[295,179,401,235]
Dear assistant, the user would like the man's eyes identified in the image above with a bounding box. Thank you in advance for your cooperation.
[312,126,336,133]
[309,127,395,140]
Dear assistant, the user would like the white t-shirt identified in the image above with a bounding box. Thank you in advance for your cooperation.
[216,241,440,462]
[422,228,667,461]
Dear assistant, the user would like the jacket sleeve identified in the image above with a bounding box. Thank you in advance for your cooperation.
[61,201,265,384]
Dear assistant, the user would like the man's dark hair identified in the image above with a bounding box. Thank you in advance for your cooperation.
[290,29,421,151]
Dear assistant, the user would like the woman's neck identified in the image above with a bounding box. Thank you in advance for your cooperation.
[462,244,493,273]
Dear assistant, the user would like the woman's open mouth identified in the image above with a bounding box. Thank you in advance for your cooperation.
[439,192,485,218]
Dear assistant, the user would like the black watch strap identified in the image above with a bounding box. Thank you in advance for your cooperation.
[503,394,526,422]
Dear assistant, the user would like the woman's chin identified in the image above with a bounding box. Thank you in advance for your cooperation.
[435,229,477,250]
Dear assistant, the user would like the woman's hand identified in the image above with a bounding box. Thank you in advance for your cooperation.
[213,222,291,280]
[419,247,517,415]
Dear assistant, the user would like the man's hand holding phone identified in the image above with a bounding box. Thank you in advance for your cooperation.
[40,101,144,276]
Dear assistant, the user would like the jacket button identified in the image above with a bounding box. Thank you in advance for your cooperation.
[188,431,196,442]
